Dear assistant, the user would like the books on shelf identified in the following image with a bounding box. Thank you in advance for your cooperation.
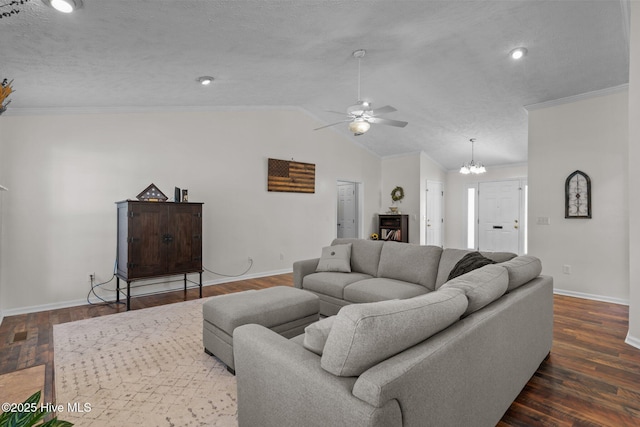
[381,228,401,241]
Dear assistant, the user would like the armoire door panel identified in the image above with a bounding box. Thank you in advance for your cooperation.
[116,200,203,280]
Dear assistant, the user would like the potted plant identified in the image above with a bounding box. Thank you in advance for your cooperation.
[0,390,73,427]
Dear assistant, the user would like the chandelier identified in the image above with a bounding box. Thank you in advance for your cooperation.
[459,138,486,175]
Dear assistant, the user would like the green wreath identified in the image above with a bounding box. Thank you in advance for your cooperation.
[391,186,405,202]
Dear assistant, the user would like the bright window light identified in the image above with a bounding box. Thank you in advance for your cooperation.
[524,184,528,254]
[467,188,475,249]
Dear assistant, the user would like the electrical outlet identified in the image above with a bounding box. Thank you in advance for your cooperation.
[280,253,284,261]
[88,273,95,283]
[562,265,572,275]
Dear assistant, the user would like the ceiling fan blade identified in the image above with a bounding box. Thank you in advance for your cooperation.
[370,105,397,116]
[314,120,350,131]
[325,110,349,115]
[368,117,408,128]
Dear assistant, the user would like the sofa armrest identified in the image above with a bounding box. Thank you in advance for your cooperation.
[352,276,553,426]
[293,258,319,288]
[234,324,401,427]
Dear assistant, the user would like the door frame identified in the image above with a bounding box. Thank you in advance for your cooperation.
[466,178,528,254]
[425,180,444,247]
[336,180,363,239]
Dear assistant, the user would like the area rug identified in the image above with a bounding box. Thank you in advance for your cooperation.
[53,299,237,426]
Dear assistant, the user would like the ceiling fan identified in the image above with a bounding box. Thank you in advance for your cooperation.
[314,49,408,136]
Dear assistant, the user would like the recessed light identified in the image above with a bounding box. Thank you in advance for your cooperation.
[509,47,527,60]
[197,76,214,86]
[42,0,83,13]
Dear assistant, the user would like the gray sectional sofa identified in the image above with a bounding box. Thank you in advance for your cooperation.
[234,238,553,427]
[293,238,518,316]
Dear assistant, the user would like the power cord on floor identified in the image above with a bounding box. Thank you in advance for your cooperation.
[86,258,253,304]
[86,274,125,306]
[86,257,124,306]
[202,258,253,278]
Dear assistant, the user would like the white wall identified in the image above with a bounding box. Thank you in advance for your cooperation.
[444,164,527,250]
[528,90,629,304]
[627,1,640,348]
[381,153,421,243]
[379,152,447,245]
[0,109,381,313]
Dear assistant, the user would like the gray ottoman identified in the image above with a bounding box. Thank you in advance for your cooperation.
[203,286,319,373]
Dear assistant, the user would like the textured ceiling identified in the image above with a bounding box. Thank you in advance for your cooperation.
[0,0,629,169]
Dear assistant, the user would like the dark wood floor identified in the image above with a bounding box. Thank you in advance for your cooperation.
[1,274,639,426]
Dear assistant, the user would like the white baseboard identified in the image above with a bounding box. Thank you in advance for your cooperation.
[626,332,640,350]
[0,268,293,318]
[2,298,89,318]
[553,288,629,306]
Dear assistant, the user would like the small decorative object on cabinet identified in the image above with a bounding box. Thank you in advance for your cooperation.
[116,200,203,310]
[378,214,409,243]
[136,183,168,202]
[565,170,591,218]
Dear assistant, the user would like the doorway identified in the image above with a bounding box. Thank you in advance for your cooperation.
[425,180,444,247]
[467,180,527,254]
[337,181,360,238]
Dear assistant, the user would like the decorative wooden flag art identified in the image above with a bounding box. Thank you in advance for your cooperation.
[268,158,315,193]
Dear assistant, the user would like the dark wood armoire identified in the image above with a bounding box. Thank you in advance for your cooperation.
[116,200,203,309]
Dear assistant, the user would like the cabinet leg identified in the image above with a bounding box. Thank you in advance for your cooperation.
[199,271,203,298]
[126,281,131,311]
[184,274,188,300]
[116,277,120,303]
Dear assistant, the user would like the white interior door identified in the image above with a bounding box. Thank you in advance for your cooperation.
[426,181,443,247]
[478,181,521,253]
[337,181,357,238]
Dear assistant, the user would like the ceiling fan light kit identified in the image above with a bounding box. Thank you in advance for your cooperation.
[348,119,370,135]
[314,48,408,135]
[460,138,486,175]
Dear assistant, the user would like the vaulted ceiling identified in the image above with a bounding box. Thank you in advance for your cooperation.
[0,0,629,170]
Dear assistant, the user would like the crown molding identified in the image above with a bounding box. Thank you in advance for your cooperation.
[1,104,306,116]
[524,84,629,112]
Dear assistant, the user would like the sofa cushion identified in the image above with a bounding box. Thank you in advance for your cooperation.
[343,278,429,303]
[332,238,384,276]
[316,243,352,273]
[447,251,496,281]
[302,316,335,355]
[321,288,467,377]
[441,264,508,315]
[435,248,517,289]
[501,256,543,291]
[377,242,443,290]
[302,272,374,299]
